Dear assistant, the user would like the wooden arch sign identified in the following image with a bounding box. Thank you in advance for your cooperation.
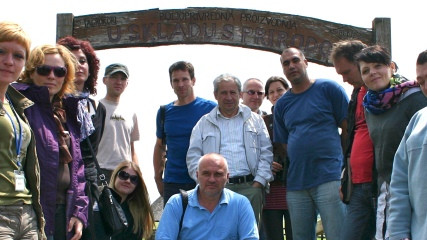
[57,7,390,66]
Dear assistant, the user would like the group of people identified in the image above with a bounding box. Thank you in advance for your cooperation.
[0,21,154,240]
[154,42,427,240]
[1,20,427,240]
[330,41,427,240]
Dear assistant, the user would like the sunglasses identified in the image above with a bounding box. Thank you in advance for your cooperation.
[244,90,265,96]
[36,65,67,78]
[117,170,139,185]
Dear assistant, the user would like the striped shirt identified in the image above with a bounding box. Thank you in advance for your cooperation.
[216,107,250,177]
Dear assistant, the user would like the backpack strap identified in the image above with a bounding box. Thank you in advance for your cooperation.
[160,105,166,146]
[178,189,188,235]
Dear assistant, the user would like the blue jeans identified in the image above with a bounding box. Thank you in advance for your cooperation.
[341,183,376,240]
[287,180,345,240]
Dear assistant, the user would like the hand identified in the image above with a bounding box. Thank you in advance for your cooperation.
[84,162,98,182]
[271,162,283,174]
[155,176,164,196]
[68,217,83,240]
[252,181,263,188]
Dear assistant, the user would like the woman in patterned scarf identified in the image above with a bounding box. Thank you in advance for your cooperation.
[355,45,427,240]
[58,36,106,240]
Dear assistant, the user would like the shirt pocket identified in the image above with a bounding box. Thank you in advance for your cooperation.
[202,131,217,152]
[244,125,260,153]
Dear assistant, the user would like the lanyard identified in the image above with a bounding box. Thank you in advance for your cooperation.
[3,94,23,168]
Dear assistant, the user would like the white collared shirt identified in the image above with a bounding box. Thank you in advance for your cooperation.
[216,107,251,177]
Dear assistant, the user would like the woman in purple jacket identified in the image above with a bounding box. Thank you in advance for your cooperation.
[13,44,88,240]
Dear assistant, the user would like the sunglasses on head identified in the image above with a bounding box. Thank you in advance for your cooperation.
[118,170,138,185]
[36,65,67,78]
[244,90,265,96]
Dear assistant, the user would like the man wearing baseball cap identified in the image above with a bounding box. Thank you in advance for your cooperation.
[96,63,140,180]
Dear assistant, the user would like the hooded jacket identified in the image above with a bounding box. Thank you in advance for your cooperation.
[13,83,88,238]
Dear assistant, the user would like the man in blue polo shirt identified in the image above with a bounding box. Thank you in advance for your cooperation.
[156,153,258,240]
[274,47,348,240]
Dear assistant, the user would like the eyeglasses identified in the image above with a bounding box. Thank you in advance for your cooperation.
[244,90,265,96]
[36,65,67,78]
[117,170,139,185]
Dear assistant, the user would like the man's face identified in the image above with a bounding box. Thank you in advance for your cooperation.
[280,48,308,86]
[103,72,128,98]
[197,156,228,198]
[171,69,195,100]
[214,81,240,117]
[333,57,364,88]
[416,62,427,97]
[241,79,264,113]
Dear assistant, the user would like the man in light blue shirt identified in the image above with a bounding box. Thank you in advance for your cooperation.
[388,50,427,240]
[156,153,259,240]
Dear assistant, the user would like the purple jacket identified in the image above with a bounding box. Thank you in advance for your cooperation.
[13,83,88,238]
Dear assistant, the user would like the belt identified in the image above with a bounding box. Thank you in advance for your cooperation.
[228,174,254,184]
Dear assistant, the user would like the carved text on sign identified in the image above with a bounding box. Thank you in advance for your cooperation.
[70,8,373,65]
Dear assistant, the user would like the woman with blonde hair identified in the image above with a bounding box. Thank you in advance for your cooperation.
[13,44,88,240]
[0,21,46,239]
[101,161,155,240]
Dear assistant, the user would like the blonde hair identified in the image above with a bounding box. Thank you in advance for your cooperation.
[110,161,155,239]
[19,44,76,99]
[0,21,31,58]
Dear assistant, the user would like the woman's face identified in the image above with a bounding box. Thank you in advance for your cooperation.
[31,53,66,100]
[114,167,137,200]
[0,41,26,86]
[71,49,89,92]
[359,61,393,92]
[267,81,287,106]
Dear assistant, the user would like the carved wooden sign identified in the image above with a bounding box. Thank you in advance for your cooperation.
[58,8,388,66]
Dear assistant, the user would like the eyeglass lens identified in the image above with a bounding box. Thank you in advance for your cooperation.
[118,170,138,185]
[247,90,264,96]
[36,65,67,77]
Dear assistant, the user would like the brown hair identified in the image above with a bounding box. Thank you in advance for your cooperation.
[265,76,290,99]
[169,61,195,84]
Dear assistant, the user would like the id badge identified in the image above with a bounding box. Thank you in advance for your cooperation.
[14,170,25,192]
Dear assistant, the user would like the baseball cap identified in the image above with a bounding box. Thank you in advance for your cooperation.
[104,63,129,78]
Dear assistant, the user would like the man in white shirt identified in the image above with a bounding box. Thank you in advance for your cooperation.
[97,63,139,181]
[186,73,273,225]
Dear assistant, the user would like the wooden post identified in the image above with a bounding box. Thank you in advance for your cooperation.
[372,18,391,56]
[56,13,74,41]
